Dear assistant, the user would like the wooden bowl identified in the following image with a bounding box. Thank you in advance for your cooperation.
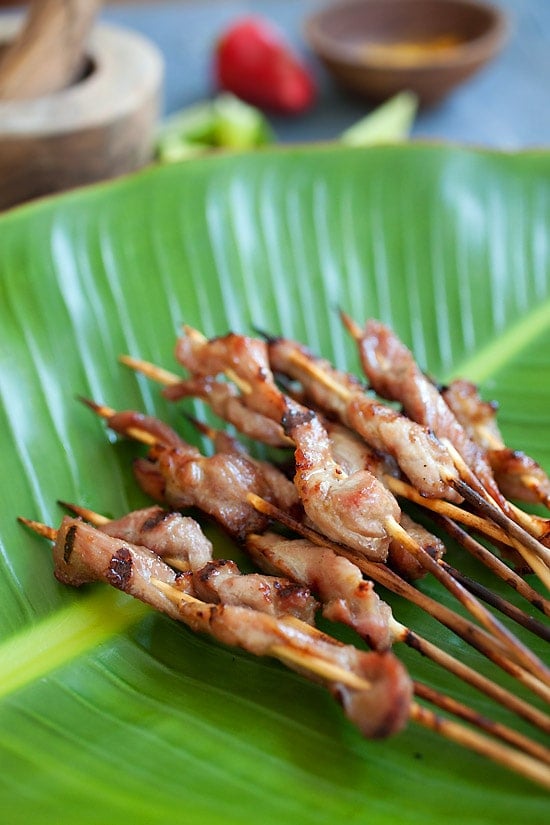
[0,19,163,210]
[305,0,508,107]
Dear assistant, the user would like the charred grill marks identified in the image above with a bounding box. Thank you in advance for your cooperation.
[106,547,133,591]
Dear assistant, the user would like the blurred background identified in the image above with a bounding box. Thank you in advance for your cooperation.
[0,1,548,207]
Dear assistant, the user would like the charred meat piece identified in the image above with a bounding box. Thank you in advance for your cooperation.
[283,397,399,561]
[101,408,299,541]
[442,379,501,450]
[175,328,285,421]
[139,446,282,540]
[193,559,317,623]
[246,531,394,651]
[53,516,187,621]
[325,421,445,580]
[387,513,445,582]
[101,505,213,569]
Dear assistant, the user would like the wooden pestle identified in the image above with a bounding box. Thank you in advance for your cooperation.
[0,0,103,100]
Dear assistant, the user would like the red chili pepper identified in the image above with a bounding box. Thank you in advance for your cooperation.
[214,17,316,115]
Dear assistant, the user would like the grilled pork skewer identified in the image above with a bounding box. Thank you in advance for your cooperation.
[62,500,550,738]
[155,579,550,789]
[95,505,317,623]
[20,514,412,740]
[245,531,550,763]
[23,513,550,787]
[248,493,550,706]
[344,316,550,553]
[81,401,300,542]
[344,315,505,504]
[443,378,550,509]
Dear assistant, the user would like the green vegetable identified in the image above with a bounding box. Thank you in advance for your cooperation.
[156,93,273,161]
[340,91,418,146]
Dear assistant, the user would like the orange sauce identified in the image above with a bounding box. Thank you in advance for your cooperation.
[363,34,464,66]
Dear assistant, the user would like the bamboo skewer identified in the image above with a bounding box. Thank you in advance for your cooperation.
[384,515,550,684]
[439,559,550,643]
[385,476,515,548]
[434,514,550,619]
[411,681,550,766]
[453,477,550,592]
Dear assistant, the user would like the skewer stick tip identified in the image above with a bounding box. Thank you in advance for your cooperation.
[77,396,115,419]
[17,516,57,541]
[339,309,362,340]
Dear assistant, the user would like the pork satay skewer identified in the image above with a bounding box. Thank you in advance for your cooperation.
[248,494,550,707]
[58,501,550,762]
[246,530,550,744]
[120,354,291,449]
[19,514,412,741]
[267,332,550,590]
[59,500,550,736]
[80,398,298,542]
[343,315,550,548]
[153,578,550,789]
[262,333,462,504]
[58,503,317,624]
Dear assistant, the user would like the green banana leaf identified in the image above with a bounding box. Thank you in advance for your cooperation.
[0,144,548,824]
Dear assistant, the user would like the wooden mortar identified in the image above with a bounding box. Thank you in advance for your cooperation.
[0,8,164,210]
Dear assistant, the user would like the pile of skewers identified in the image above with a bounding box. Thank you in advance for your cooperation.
[20,314,550,789]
